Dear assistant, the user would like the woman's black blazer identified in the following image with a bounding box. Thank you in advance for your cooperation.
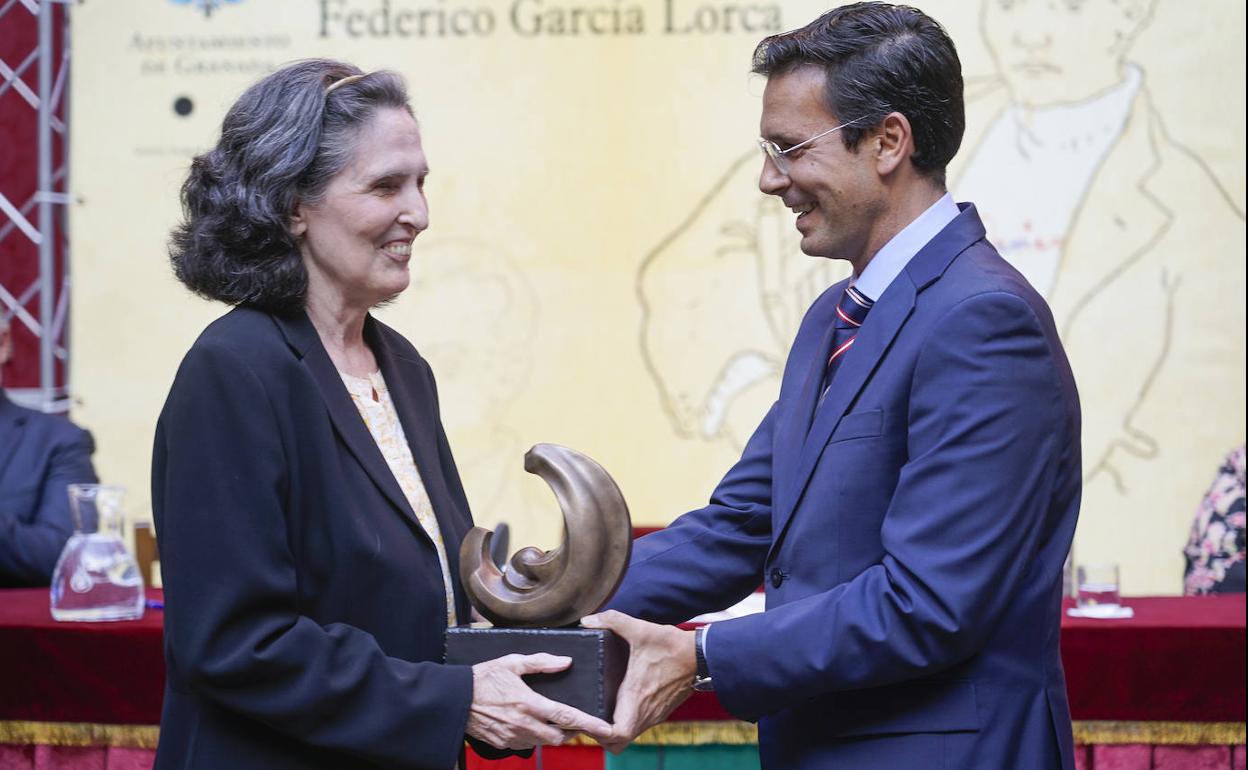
[151,307,480,770]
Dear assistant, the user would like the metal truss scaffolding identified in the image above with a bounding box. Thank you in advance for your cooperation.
[0,0,72,413]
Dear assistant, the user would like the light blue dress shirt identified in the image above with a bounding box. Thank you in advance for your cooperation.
[854,192,960,302]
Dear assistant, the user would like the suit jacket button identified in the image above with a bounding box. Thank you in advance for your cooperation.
[770,568,785,588]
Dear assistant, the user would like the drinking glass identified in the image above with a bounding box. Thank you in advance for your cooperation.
[1076,563,1120,615]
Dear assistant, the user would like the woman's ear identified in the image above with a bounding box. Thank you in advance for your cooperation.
[289,200,308,238]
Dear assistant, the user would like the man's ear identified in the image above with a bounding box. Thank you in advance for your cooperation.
[875,111,913,177]
[289,199,308,238]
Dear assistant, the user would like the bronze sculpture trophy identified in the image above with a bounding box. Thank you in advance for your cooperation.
[445,443,632,720]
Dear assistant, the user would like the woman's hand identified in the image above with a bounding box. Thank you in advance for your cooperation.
[466,653,612,750]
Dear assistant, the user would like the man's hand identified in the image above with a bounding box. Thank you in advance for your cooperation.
[580,610,697,753]
[466,653,613,750]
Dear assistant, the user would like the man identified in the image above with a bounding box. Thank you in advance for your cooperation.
[583,4,1082,768]
[0,315,98,586]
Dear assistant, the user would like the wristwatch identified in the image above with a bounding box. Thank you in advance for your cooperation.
[692,625,714,691]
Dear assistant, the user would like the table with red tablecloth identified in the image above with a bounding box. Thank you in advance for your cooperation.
[1,590,1244,770]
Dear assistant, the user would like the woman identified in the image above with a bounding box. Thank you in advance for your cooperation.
[1183,445,1246,595]
[152,60,608,769]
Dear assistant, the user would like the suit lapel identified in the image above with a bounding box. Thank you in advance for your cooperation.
[773,284,843,515]
[771,204,988,548]
[774,279,915,543]
[272,312,425,537]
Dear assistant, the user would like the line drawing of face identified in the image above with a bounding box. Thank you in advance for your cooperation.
[983,0,1153,108]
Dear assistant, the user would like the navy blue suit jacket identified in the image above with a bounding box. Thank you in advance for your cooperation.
[0,390,98,587]
[608,205,1081,769]
[152,308,485,770]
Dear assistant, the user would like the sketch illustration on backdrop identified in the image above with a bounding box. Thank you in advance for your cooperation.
[399,237,545,531]
[953,0,1244,496]
[639,151,850,453]
[638,0,1245,514]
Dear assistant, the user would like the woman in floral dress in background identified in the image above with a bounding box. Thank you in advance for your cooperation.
[1183,445,1246,595]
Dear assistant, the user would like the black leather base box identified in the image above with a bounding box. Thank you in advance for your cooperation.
[445,627,628,721]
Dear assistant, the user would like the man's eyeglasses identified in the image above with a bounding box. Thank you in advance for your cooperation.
[758,117,868,175]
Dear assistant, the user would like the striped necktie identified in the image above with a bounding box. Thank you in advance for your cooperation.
[820,285,874,399]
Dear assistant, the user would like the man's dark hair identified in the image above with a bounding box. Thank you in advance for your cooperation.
[169,59,413,314]
[752,2,964,185]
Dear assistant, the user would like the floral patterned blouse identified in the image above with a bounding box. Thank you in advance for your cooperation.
[340,369,458,625]
[1183,445,1246,595]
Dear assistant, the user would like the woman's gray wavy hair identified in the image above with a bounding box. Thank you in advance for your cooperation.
[170,59,415,313]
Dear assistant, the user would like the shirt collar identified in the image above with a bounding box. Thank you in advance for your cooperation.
[853,192,959,301]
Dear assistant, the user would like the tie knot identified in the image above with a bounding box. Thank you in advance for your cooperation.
[835,285,874,329]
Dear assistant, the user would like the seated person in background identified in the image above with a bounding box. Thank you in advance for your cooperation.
[0,315,99,587]
[1183,445,1246,595]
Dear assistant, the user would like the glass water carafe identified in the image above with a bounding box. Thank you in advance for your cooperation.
[50,484,145,622]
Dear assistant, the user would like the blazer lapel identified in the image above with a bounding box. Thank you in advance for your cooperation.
[272,312,424,535]
[772,204,988,546]
[772,284,844,515]
[367,318,471,565]
[776,278,915,543]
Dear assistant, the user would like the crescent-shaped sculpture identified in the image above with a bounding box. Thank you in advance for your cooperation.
[459,443,632,628]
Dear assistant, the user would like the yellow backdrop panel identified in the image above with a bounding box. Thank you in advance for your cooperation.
[71,0,1245,594]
